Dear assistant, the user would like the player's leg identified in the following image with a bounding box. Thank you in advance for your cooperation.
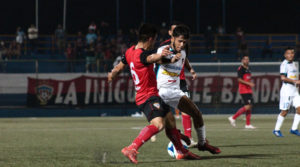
[177,96,221,154]
[181,112,197,147]
[273,95,291,137]
[164,111,201,160]
[228,94,250,127]
[290,95,300,136]
[122,97,166,164]
[244,103,256,129]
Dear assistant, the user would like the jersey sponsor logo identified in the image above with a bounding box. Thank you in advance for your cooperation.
[153,102,160,109]
[168,80,176,83]
[289,75,297,79]
[162,69,179,77]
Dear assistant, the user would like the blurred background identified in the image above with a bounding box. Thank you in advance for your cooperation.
[0,0,299,117]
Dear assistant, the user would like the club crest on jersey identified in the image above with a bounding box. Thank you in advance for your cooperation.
[36,84,54,105]
[153,103,160,109]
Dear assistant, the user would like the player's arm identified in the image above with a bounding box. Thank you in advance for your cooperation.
[184,58,196,80]
[280,74,300,85]
[280,63,300,85]
[238,78,255,87]
[108,61,126,82]
[156,46,181,64]
[143,46,173,64]
[108,54,127,82]
[237,68,255,87]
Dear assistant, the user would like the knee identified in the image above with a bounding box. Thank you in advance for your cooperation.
[151,120,165,131]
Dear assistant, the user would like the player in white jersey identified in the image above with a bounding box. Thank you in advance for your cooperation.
[273,47,300,137]
[156,25,221,154]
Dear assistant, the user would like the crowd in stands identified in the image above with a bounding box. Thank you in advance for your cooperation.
[1,22,299,73]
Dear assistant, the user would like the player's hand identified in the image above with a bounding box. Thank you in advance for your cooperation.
[161,46,172,57]
[171,53,182,63]
[249,82,255,88]
[191,71,197,80]
[294,80,300,85]
[108,72,113,83]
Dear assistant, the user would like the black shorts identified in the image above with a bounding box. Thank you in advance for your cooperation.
[241,93,253,105]
[138,96,171,122]
[180,79,190,97]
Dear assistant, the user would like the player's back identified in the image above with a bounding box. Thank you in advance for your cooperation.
[125,46,158,105]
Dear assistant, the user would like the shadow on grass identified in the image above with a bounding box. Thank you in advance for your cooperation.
[105,154,273,164]
[214,143,293,148]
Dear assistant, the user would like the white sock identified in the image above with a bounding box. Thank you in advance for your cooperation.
[275,115,285,131]
[291,113,300,130]
[196,125,206,146]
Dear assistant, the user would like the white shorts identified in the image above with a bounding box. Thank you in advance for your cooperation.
[158,87,186,109]
[280,94,300,110]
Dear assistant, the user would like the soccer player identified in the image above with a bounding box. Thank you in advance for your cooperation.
[108,24,201,164]
[273,47,300,137]
[156,25,221,154]
[228,55,256,129]
[153,22,197,147]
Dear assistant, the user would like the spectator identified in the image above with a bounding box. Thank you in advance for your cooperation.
[237,41,248,59]
[95,36,104,71]
[0,41,7,72]
[16,27,26,48]
[128,28,137,46]
[262,39,273,59]
[86,29,97,45]
[75,31,85,59]
[54,24,65,54]
[7,40,21,59]
[236,27,245,48]
[88,21,97,32]
[27,24,38,54]
[65,43,75,72]
[217,25,225,36]
[99,21,110,40]
[204,26,215,54]
[85,42,96,73]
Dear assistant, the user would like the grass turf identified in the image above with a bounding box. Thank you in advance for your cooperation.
[0,115,299,167]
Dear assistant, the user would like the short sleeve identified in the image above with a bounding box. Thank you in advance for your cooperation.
[237,66,243,79]
[121,54,127,65]
[280,63,287,76]
[140,49,156,65]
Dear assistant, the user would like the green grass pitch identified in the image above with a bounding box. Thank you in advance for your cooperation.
[0,115,300,167]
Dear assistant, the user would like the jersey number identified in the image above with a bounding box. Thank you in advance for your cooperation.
[130,63,141,90]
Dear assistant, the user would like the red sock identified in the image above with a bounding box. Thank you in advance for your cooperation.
[182,114,192,138]
[165,128,188,154]
[246,110,251,125]
[129,125,159,150]
[233,106,247,119]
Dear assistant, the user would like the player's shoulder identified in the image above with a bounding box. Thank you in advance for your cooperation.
[237,65,243,71]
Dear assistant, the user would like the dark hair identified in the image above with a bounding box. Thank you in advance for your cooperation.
[169,21,183,30]
[284,47,294,52]
[172,25,190,39]
[241,55,249,59]
[138,24,158,42]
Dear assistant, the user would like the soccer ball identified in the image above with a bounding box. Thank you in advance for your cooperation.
[167,139,188,158]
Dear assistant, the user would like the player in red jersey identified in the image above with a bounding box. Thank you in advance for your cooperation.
[228,55,256,129]
[157,22,197,147]
[108,24,201,164]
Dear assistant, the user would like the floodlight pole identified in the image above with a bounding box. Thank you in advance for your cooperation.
[196,0,200,33]
[116,0,120,31]
[143,0,146,23]
[63,0,67,30]
[222,0,226,33]
[170,0,173,24]
[35,0,39,29]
